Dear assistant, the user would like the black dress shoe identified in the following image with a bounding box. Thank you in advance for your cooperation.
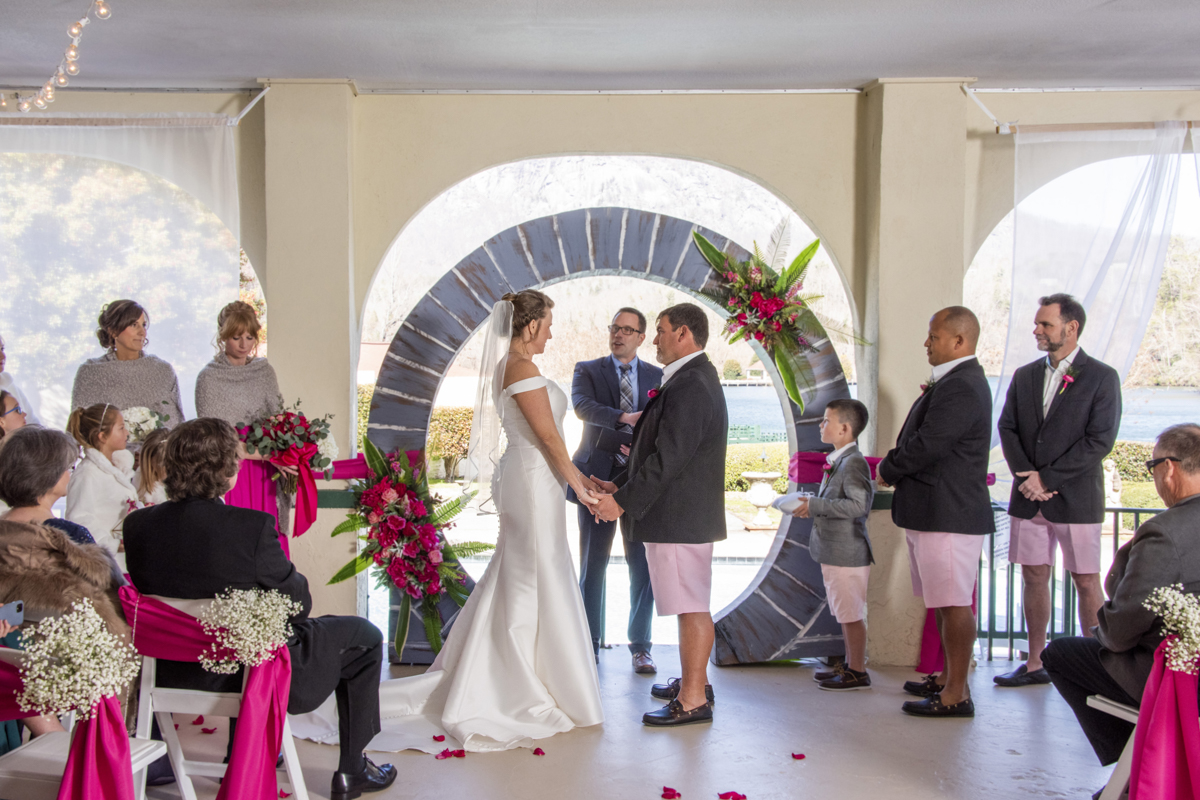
[902,674,945,697]
[331,756,397,800]
[814,663,845,682]
[901,694,975,718]
[643,699,714,726]
[993,664,1052,687]
[819,669,871,691]
[650,677,715,705]
[632,650,657,674]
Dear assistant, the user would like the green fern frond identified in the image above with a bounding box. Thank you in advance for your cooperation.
[444,540,496,560]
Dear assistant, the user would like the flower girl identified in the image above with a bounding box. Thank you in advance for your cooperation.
[134,428,170,506]
[66,403,139,563]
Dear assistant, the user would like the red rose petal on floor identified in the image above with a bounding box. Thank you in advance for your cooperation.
[532,748,545,756]
[173,724,178,730]
[791,753,806,760]
[717,793,746,800]
[432,735,445,742]
[662,788,681,799]
[452,749,466,758]
[191,715,204,725]
[201,727,217,734]
[279,792,291,799]
[435,748,453,760]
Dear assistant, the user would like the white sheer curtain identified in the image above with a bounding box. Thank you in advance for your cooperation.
[991,121,1187,447]
[0,114,241,426]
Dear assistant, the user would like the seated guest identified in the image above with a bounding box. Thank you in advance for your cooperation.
[0,390,26,515]
[0,426,96,545]
[133,427,170,506]
[0,334,41,426]
[123,418,397,800]
[1043,423,1200,768]
[66,404,138,560]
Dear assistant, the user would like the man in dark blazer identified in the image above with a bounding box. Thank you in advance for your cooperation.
[879,306,994,719]
[592,303,728,727]
[1043,424,1200,767]
[124,418,396,800]
[996,293,1122,688]
[570,307,662,673]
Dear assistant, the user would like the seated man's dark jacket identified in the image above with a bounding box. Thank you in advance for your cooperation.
[878,358,995,534]
[1095,493,1200,702]
[124,497,336,713]
[998,349,1121,524]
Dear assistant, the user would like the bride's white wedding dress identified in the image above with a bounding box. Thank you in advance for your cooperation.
[292,375,604,753]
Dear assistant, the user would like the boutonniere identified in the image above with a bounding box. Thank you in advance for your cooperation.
[1058,365,1080,395]
[920,377,937,395]
[822,463,834,473]
[647,384,663,400]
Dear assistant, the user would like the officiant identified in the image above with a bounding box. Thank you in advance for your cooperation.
[569,308,661,674]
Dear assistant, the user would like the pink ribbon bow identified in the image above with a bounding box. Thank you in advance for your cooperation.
[271,442,319,537]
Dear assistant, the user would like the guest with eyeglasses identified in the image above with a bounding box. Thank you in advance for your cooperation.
[1042,423,1200,778]
[569,308,661,674]
[0,426,96,546]
[0,391,26,443]
[0,334,41,427]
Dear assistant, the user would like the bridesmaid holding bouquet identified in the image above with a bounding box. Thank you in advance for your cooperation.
[194,301,296,555]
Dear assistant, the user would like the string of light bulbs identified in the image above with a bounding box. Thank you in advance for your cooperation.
[0,0,113,113]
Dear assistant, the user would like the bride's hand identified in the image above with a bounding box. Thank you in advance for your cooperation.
[578,475,604,496]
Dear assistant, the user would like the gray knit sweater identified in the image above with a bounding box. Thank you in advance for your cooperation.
[70,352,184,428]
[194,353,284,427]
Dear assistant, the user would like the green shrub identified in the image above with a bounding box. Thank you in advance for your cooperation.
[428,406,474,479]
[1108,440,1154,483]
[1119,481,1165,530]
[357,384,374,451]
[722,359,743,380]
[725,442,789,493]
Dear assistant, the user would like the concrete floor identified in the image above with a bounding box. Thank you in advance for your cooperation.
[148,647,1114,800]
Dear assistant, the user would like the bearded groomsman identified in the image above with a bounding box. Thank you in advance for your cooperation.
[879,306,994,718]
[995,294,1121,687]
[570,308,661,673]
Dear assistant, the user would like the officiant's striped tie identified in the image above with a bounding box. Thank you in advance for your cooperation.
[616,363,633,466]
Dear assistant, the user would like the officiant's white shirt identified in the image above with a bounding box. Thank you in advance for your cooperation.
[661,351,704,384]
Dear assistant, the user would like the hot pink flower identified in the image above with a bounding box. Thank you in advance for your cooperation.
[410,500,427,518]
[429,549,443,565]
[381,487,400,504]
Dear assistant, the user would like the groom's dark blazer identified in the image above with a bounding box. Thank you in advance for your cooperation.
[878,358,995,535]
[998,348,1121,524]
[613,353,728,545]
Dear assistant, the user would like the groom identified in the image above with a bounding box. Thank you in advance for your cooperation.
[592,303,728,726]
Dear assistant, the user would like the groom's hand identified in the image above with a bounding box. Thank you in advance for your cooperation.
[589,476,618,494]
[593,493,624,522]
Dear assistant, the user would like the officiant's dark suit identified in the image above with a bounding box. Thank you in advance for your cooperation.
[878,358,995,534]
[999,349,1122,524]
[125,498,384,776]
[570,352,661,659]
[613,352,728,545]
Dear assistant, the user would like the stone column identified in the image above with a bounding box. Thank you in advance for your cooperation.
[860,79,969,666]
[263,82,360,617]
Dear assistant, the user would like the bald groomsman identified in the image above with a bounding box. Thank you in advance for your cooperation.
[995,294,1121,687]
[879,306,995,718]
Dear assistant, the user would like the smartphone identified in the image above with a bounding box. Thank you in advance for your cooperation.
[0,601,24,627]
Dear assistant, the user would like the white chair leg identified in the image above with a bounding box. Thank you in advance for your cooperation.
[278,719,310,800]
[157,711,199,800]
[1100,732,1136,800]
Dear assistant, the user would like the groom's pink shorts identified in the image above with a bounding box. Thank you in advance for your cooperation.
[644,542,714,616]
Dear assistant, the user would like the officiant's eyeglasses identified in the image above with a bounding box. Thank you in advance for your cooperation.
[1145,456,1181,476]
[608,325,643,336]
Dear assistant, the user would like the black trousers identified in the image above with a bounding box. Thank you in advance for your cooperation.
[577,505,654,654]
[1042,636,1138,766]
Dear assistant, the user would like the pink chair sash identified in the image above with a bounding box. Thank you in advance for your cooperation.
[329,454,369,480]
[1130,638,1200,800]
[118,585,291,800]
[0,657,134,800]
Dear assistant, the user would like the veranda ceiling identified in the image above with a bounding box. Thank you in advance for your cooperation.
[0,0,1197,92]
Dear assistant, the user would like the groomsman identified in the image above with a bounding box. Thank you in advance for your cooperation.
[570,308,661,673]
[995,294,1121,687]
[879,306,994,718]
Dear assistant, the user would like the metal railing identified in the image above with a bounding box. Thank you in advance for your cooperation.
[978,504,1166,661]
[727,424,787,445]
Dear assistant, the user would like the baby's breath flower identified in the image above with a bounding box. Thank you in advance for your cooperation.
[18,599,139,720]
[1144,584,1200,675]
[198,589,301,674]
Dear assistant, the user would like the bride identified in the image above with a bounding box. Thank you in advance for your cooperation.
[298,290,605,753]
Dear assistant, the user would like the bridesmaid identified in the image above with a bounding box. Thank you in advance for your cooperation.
[71,300,185,447]
[195,301,295,555]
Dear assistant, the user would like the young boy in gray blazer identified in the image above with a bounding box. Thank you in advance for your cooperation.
[792,399,875,690]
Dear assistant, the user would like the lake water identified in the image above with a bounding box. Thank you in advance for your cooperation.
[723,383,1200,443]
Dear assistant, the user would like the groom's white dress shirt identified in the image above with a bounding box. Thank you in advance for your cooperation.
[661,351,704,385]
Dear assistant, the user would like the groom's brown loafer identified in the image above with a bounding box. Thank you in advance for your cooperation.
[632,650,657,674]
[643,699,714,726]
[650,677,715,706]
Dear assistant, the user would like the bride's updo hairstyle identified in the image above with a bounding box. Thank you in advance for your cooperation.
[96,299,148,351]
[503,290,554,340]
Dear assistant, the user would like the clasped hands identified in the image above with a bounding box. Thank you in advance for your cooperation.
[1016,470,1057,502]
[576,475,624,523]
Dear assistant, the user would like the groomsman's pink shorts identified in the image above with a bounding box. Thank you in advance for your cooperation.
[905,531,984,609]
[820,564,871,624]
[1008,512,1102,574]
[644,542,714,616]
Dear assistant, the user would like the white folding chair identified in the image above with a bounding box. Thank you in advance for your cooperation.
[134,596,309,800]
[1087,694,1141,800]
[0,649,165,800]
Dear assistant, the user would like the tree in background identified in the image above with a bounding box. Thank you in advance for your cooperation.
[427,406,473,480]
[1126,236,1200,387]
[723,359,744,380]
